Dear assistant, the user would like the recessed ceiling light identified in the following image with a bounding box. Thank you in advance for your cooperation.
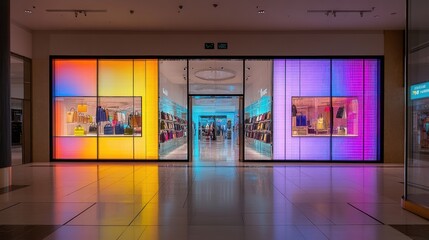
[24,9,32,14]
[195,69,235,81]
[258,9,265,14]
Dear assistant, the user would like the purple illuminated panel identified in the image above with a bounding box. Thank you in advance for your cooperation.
[273,60,286,159]
[286,60,331,160]
[364,60,379,160]
[272,58,380,161]
[332,60,364,160]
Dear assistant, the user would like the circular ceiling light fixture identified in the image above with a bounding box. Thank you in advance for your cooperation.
[195,69,235,81]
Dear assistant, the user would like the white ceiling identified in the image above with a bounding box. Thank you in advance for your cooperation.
[11,0,405,31]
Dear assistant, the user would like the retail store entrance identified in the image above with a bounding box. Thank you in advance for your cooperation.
[189,96,244,162]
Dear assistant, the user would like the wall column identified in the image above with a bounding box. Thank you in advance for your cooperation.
[0,0,11,174]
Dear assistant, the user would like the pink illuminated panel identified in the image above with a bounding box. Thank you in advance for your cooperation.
[273,60,286,160]
[54,137,97,159]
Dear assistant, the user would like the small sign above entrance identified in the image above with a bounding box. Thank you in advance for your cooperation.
[204,43,215,49]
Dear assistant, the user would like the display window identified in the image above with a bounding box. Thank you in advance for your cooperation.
[244,59,273,160]
[273,58,380,161]
[158,59,188,160]
[52,58,159,160]
[291,97,358,137]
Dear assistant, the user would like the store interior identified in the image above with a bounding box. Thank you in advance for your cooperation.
[158,59,273,161]
[191,96,241,162]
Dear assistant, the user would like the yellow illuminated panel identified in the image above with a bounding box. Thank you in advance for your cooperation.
[98,60,133,96]
[145,60,159,159]
[98,137,134,159]
[134,60,146,159]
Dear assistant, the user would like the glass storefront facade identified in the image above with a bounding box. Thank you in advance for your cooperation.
[51,57,381,161]
[403,0,429,218]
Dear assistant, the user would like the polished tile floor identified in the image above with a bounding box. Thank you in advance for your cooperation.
[0,162,428,240]
[162,137,271,162]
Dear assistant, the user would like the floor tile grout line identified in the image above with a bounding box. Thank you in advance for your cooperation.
[115,225,147,240]
[347,202,385,225]
[63,181,102,197]
[62,202,97,226]
[126,192,160,226]
[269,180,335,226]
[0,202,22,212]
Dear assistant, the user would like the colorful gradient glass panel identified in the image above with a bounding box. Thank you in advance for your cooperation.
[331,60,364,160]
[273,60,286,160]
[98,137,134,159]
[286,60,331,160]
[98,60,133,96]
[53,99,65,136]
[144,60,159,159]
[54,59,97,96]
[54,137,97,159]
[273,58,380,161]
[134,60,147,159]
[364,60,380,160]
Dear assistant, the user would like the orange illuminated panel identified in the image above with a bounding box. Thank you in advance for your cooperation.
[134,60,146,159]
[98,137,134,159]
[54,98,65,136]
[98,60,133,96]
[53,59,97,96]
[54,137,97,159]
[145,60,159,159]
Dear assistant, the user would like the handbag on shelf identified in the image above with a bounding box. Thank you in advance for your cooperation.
[316,117,325,130]
[134,127,142,134]
[66,107,77,123]
[88,123,98,134]
[124,125,134,135]
[104,123,114,135]
[96,107,107,122]
[115,123,124,135]
[77,104,87,113]
[129,111,142,127]
[292,105,297,117]
[161,120,166,130]
[336,106,345,119]
[296,114,306,126]
[74,125,85,136]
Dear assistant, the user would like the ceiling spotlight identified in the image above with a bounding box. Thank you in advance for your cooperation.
[258,9,265,14]
[24,9,32,14]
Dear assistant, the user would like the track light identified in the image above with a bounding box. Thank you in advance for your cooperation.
[308,8,375,18]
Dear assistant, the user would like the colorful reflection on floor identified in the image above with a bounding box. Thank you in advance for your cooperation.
[0,163,424,240]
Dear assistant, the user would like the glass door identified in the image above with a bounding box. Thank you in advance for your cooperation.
[189,96,243,162]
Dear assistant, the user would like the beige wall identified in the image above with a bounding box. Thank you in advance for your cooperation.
[32,30,388,162]
[384,30,405,164]
[11,23,32,58]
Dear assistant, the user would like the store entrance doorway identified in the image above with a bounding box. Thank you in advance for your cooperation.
[189,96,243,162]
